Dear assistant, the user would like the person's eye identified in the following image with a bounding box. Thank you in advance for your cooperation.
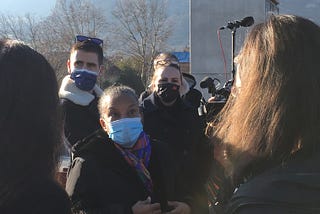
[159,78,168,83]
[74,61,84,67]
[87,63,98,70]
[128,109,138,117]
[108,111,120,120]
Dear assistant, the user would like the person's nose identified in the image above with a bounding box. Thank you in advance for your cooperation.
[82,64,89,70]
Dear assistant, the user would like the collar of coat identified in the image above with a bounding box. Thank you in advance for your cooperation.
[59,75,103,106]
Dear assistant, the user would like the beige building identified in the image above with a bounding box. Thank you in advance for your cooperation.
[190,0,279,98]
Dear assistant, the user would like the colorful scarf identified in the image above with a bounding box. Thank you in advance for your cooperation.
[114,131,153,194]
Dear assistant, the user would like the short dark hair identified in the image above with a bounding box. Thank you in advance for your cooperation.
[70,40,104,65]
[98,85,138,118]
[0,39,62,185]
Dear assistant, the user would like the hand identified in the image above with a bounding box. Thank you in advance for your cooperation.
[207,96,217,103]
[132,197,161,214]
[166,201,191,214]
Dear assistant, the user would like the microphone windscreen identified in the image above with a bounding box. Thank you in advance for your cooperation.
[200,77,213,88]
[241,16,254,27]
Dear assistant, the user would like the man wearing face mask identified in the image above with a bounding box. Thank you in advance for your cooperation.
[59,35,104,147]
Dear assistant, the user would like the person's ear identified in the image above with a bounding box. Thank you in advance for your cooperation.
[231,86,240,98]
[67,59,71,74]
[99,118,109,134]
[98,65,105,76]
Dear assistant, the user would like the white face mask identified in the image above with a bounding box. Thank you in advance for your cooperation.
[108,117,143,148]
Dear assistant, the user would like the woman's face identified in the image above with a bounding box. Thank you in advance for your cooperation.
[153,66,181,92]
[100,94,141,134]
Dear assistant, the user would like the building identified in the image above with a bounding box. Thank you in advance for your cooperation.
[172,51,190,74]
[190,0,279,98]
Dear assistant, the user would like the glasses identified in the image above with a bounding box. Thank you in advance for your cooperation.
[75,35,103,46]
[154,58,180,69]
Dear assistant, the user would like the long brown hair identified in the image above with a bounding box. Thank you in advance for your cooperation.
[212,15,320,176]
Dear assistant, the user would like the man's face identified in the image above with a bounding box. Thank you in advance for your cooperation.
[67,50,101,74]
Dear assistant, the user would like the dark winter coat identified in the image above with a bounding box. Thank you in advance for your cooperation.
[60,98,101,146]
[59,75,103,146]
[140,93,211,213]
[0,177,71,214]
[226,151,320,214]
[66,129,176,214]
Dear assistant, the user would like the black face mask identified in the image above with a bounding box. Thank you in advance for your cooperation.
[156,83,180,103]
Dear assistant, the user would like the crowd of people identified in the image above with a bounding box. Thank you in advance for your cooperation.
[1,14,320,214]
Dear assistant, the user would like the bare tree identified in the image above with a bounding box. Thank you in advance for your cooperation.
[0,13,40,46]
[112,0,173,85]
[36,0,109,82]
[38,0,108,51]
[0,0,108,83]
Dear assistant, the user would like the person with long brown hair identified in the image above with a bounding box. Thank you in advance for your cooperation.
[0,39,71,213]
[210,15,320,213]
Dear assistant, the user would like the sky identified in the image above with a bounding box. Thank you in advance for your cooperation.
[0,0,56,16]
[1,0,319,27]
[1,0,320,22]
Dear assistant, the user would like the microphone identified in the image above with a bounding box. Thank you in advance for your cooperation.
[219,16,254,30]
[200,77,214,89]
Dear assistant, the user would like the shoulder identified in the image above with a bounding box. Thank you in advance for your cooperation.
[60,98,80,112]
[40,181,71,214]
[72,129,110,156]
[60,98,72,107]
[140,93,158,112]
[24,178,71,214]
[227,158,320,213]
[139,90,151,103]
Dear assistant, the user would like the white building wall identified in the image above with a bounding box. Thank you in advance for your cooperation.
[190,0,276,98]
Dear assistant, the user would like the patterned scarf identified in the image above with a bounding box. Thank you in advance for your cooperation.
[114,131,153,194]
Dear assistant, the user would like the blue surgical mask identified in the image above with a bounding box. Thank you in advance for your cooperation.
[70,69,98,91]
[108,117,143,148]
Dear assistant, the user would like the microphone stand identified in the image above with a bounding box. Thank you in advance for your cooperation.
[231,28,236,79]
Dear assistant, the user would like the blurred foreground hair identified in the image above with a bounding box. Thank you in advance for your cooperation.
[211,15,320,173]
[0,39,62,200]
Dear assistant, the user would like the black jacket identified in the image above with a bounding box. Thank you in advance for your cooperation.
[59,75,102,146]
[66,129,175,214]
[61,98,101,146]
[140,93,211,213]
[226,151,320,214]
[0,177,71,214]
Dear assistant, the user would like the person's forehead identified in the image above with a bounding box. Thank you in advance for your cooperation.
[70,50,99,64]
[106,94,138,109]
[158,67,180,78]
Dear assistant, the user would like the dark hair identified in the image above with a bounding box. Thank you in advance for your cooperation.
[70,40,104,65]
[0,39,62,199]
[98,85,138,118]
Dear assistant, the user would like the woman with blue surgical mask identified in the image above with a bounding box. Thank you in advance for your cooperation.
[66,85,178,214]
